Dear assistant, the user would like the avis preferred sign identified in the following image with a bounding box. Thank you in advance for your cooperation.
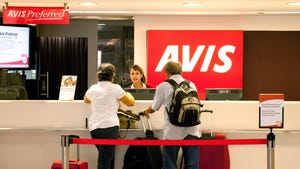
[2,6,69,24]
[147,30,243,100]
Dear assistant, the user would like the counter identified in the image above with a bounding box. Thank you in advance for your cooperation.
[0,100,300,169]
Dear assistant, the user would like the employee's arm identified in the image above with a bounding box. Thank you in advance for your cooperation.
[120,92,135,106]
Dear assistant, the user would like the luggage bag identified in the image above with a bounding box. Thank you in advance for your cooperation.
[198,109,230,169]
[51,136,88,169]
[51,160,88,169]
[122,113,163,169]
[179,109,230,169]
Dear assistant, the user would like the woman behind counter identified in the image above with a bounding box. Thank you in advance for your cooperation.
[127,64,152,88]
[84,63,135,169]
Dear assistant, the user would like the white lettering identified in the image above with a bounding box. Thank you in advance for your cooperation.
[155,45,178,72]
[182,45,205,72]
[7,10,26,17]
[200,45,215,72]
[155,44,235,73]
[213,45,235,73]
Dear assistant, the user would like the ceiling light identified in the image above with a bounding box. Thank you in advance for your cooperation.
[287,2,300,6]
[79,2,97,6]
[183,2,203,7]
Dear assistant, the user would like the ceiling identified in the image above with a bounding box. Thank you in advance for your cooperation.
[1,0,300,19]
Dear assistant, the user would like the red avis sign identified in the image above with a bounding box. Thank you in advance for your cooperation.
[147,30,243,100]
[2,6,69,24]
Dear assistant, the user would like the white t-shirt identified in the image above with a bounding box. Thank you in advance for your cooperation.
[85,81,125,131]
[130,82,146,88]
[151,75,201,140]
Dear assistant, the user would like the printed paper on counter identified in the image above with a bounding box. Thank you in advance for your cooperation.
[59,75,77,100]
[259,93,284,128]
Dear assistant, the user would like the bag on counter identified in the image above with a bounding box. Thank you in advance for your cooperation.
[117,109,140,129]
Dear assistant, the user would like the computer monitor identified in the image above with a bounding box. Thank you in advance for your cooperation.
[205,88,242,100]
[125,88,156,100]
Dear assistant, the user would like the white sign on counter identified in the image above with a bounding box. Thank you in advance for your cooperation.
[59,75,77,100]
[259,93,284,128]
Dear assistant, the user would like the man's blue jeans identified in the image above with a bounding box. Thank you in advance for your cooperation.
[162,134,199,169]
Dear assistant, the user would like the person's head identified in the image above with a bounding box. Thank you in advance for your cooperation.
[130,64,146,84]
[97,63,116,82]
[164,60,182,78]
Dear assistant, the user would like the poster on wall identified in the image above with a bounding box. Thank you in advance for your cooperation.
[259,93,284,128]
[59,75,77,100]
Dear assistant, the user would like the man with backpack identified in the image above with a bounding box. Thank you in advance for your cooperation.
[141,60,201,169]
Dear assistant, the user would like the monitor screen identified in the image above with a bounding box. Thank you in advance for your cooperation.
[125,88,156,100]
[0,25,35,69]
[205,88,243,100]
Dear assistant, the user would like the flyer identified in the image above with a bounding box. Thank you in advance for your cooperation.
[259,93,284,128]
[58,75,77,100]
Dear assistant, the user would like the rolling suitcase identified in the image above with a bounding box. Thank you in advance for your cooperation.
[179,109,230,169]
[122,113,163,169]
[51,136,88,169]
[198,109,230,169]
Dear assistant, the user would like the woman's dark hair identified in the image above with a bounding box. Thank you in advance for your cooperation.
[97,63,116,81]
[131,64,146,83]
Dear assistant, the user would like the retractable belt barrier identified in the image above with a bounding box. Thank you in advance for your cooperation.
[60,135,271,169]
[71,138,267,146]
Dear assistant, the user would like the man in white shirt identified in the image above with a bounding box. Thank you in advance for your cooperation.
[141,60,201,169]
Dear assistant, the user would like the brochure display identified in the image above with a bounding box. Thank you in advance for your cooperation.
[59,75,77,100]
[259,93,284,129]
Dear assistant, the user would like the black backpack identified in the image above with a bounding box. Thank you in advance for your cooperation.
[166,79,201,127]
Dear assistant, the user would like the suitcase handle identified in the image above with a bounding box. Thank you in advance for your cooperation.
[138,112,152,132]
[200,109,213,113]
[118,109,140,121]
[199,109,214,138]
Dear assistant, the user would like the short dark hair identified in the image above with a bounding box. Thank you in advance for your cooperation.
[97,63,116,81]
[165,61,182,75]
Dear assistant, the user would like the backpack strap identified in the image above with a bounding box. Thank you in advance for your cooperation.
[178,80,190,87]
[165,79,177,112]
[166,79,191,88]
[165,79,178,89]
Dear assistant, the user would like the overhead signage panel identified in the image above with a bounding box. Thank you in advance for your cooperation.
[147,30,243,99]
[2,6,69,24]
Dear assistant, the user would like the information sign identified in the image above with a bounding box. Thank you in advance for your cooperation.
[259,93,284,128]
[59,75,77,101]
